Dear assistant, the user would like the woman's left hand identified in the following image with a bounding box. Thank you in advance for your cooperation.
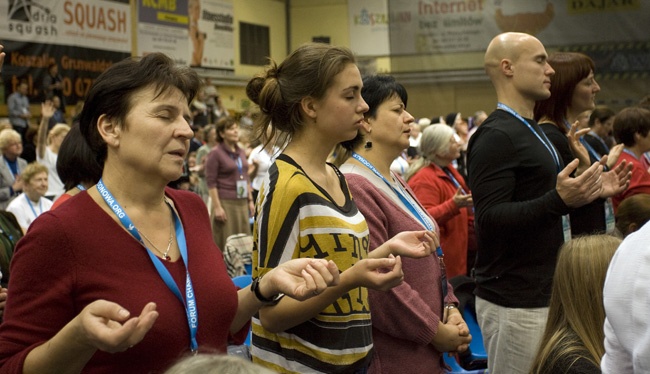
[387,230,438,258]
[265,259,340,301]
[599,159,633,199]
[444,308,471,353]
[566,121,591,175]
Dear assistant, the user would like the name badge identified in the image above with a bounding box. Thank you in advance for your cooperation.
[562,214,572,243]
[604,198,616,233]
[236,180,248,199]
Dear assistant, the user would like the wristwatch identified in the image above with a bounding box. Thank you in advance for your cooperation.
[251,276,284,305]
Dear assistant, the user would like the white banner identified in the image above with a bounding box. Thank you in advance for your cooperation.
[1,0,131,53]
[137,0,189,65]
[347,0,650,56]
[349,0,390,57]
[191,0,234,70]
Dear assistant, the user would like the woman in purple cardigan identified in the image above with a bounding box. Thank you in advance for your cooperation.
[335,75,471,374]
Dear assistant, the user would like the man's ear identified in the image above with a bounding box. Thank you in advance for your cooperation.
[501,59,514,77]
[300,96,318,120]
[97,114,120,147]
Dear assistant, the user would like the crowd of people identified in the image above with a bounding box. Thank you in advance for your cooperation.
[0,33,648,374]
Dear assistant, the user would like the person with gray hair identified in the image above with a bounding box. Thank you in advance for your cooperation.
[0,129,27,209]
[406,124,473,278]
[165,353,274,374]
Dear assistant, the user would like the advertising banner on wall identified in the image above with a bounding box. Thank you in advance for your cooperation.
[350,0,650,56]
[0,0,131,106]
[348,0,390,57]
[188,0,234,71]
[138,0,190,65]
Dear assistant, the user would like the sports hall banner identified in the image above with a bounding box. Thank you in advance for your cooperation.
[0,0,131,106]
[138,0,191,65]
[187,0,234,71]
[349,0,650,56]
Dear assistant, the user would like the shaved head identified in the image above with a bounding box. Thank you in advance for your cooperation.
[483,32,554,116]
[485,32,541,78]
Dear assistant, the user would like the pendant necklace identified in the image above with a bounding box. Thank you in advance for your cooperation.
[138,207,174,261]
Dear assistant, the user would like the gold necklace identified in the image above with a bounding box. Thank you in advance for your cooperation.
[138,208,174,261]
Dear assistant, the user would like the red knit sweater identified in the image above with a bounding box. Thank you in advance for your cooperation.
[0,188,246,373]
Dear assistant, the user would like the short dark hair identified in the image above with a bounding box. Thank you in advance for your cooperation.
[79,53,201,163]
[589,106,615,127]
[613,107,650,147]
[339,74,408,152]
[56,125,102,191]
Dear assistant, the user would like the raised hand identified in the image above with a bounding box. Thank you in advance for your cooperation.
[268,258,340,301]
[604,144,624,170]
[76,300,158,353]
[566,121,592,175]
[556,159,603,208]
[41,100,56,119]
[348,255,404,291]
[386,230,438,259]
[599,160,632,198]
[452,187,473,208]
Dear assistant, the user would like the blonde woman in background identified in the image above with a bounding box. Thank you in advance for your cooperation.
[37,101,70,200]
[6,162,52,233]
[0,129,27,209]
[530,234,621,374]
[405,124,474,278]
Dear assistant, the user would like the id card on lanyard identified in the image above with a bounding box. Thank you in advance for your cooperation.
[96,179,199,352]
[234,155,248,199]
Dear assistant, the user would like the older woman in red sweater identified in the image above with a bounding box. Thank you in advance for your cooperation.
[405,124,474,278]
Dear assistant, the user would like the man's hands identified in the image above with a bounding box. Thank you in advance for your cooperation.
[556,159,603,208]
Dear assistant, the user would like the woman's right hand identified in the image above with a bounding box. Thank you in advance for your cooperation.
[452,187,473,208]
[212,206,227,222]
[432,321,472,353]
[347,255,403,291]
[75,300,159,353]
[12,176,23,194]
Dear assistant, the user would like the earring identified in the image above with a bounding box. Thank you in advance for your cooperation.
[364,141,372,149]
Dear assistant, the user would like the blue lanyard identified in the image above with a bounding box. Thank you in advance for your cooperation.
[76,184,86,191]
[498,103,561,173]
[351,153,447,301]
[623,148,638,159]
[24,194,42,219]
[4,158,19,182]
[442,167,467,195]
[352,153,434,232]
[588,131,610,153]
[236,156,243,179]
[96,179,199,352]
[562,119,601,162]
